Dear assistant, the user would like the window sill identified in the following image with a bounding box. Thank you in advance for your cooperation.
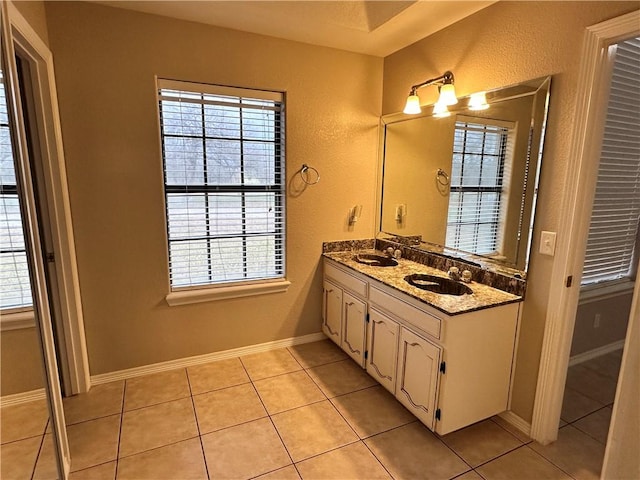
[579,279,635,304]
[0,309,36,331]
[166,279,291,306]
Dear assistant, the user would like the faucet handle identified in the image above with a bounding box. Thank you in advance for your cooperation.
[448,266,460,280]
[461,270,473,283]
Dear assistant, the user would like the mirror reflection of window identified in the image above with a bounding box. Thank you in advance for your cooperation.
[445,116,516,257]
[0,70,33,310]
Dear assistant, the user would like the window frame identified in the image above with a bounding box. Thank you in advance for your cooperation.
[156,79,289,304]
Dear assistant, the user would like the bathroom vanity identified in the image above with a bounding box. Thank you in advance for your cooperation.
[322,250,522,435]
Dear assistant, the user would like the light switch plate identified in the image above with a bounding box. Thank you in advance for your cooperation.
[540,231,557,256]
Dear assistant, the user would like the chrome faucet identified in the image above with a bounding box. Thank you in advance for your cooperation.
[449,266,472,283]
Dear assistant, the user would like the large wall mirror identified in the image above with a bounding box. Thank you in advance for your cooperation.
[379,76,551,275]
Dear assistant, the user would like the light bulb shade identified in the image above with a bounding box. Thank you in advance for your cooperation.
[403,94,422,114]
[432,101,451,118]
[468,92,489,111]
[437,84,458,106]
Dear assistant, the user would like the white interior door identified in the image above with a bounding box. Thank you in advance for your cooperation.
[1,4,70,478]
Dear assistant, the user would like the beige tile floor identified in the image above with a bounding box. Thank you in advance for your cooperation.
[0,341,621,480]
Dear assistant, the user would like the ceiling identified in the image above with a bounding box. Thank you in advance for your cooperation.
[92,1,497,57]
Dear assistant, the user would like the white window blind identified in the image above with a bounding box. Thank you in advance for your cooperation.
[582,37,640,285]
[446,117,515,255]
[158,79,285,289]
[0,71,32,310]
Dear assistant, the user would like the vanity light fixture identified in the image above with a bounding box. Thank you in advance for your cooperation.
[432,101,451,118]
[468,91,489,111]
[403,70,458,115]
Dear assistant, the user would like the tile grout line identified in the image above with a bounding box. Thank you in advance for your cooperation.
[114,379,127,478]
[470,443,530,471]
[488,416,534,445]
[184,367,212,480]
[298,354,435,477]
[29,421,48,480]
[522,443,580,480]
[566,405,611,445]
[244,351,303,478]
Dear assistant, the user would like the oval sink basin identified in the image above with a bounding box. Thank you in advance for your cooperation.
[353,254,398,267]
[404,274,472,296]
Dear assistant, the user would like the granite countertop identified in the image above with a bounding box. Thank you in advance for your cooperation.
[323,250,522,316]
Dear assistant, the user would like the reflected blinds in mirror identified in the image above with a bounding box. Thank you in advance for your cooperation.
[582,37,640,285]
[157,79,286,289]
[0,70,32,309]
[446,117,515,255]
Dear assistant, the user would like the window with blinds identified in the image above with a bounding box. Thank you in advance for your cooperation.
[157,80,285,289]
[582,37,640,285]
[446,118,514,255]
[0,71,32,310]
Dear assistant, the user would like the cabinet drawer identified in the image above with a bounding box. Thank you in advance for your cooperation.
[324,262,367,297]
[369,286,441,340]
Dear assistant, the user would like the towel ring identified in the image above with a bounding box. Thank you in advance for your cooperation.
[436,168,450,186]
[300,164,320,185]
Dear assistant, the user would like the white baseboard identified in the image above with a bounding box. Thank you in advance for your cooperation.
[91,332,327,386]
[0,388,47,407]
[568,340,625,367]
[498,410,532,437]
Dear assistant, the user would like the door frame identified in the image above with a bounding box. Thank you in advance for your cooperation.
[4,0,90,395]
[531,9,640,445]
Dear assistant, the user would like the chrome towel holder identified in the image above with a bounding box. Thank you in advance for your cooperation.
[436,168,450,186]
[300,164,320,185]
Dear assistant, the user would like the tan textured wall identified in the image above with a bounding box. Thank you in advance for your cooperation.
[382,1,637,422]
[44,2,382,375]
[571,293,632,356]
[11,0,49,46]
[1,328,45,395]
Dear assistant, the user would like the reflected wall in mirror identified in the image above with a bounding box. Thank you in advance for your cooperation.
[380,76,551,273]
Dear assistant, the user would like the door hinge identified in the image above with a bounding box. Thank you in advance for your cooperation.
[46,252,55,263]
[439,361,446,374]
[435,408,441,421]
[364,350,368,360]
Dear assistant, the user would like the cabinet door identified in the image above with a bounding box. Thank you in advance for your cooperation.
[396,327,442,430]
[342,292,367,367]
[366,308,399,394]
[322,280,342,345]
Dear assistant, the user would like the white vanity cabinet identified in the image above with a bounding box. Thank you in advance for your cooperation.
[322,279,342,344]
[323,261,368,367]
[396,326,442,430]
[342,292,367,366]
[366,308,399,394]
[323,257,521,435]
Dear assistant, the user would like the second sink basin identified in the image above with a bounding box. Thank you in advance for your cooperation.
[404,274,473,296]
[353,253,398,267]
